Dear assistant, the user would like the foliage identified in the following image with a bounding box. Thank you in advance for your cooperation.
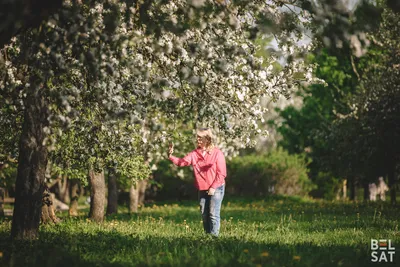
[275,3,400,201]
[311,171,343,200]
[0,0,322,189]
[226,149,314,197]
[324,5,400,185]
[150,159,196,201]
[0,162,17,193]
[149,149,313,200]
[50,111,151,185]
[276,48,358,160]
[1,197,400,266]
[301,0,384,57]
[274,47,361,199]
[0,0,320,148]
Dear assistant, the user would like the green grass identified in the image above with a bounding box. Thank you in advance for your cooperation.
[1,196,400,266]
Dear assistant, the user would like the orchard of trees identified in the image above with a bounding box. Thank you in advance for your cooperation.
[0,0,399,243]
[276,2,400,204]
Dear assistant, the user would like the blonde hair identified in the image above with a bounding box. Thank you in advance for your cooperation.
[196,128,215,151]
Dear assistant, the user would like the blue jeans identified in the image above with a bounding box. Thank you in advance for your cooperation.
[198,184,225,236]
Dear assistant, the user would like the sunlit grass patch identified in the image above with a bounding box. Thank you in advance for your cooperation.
[1,196,399,266]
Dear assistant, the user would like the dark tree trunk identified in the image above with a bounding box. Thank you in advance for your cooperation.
[363,180,369,201]
[69,179,80,217]
[349,178,356,201]
[58,175,70,204]
[41,188,60,224]
[342,179,347,200]
[89,169,105,222]
[11,88,49,240]
[388,162,396,205]
[79,182,84,198]
[0,188,4,217]
[129,183,139,213]
[106,168,118,215]
[138,179,148,206]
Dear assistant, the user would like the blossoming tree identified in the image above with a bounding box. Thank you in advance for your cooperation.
[0,0,319,240]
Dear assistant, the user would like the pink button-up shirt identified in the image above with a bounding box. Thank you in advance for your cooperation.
[169,147,227,190]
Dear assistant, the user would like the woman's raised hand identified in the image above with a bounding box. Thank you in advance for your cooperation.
[168,142,174,157]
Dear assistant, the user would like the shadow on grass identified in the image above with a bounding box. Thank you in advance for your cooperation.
[102,197,400,232]
[0,227,398,267]
[103,211,397,234]
[102,195,322,222]
[1,196,400,267]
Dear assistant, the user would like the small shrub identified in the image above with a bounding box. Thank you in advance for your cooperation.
[310,172,343,200]
[226,148,315,197]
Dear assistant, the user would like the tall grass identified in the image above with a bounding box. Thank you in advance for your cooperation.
[1,196,399,266]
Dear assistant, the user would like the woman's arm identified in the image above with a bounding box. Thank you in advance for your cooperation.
[169,153,193,166]
[168,143,193,167]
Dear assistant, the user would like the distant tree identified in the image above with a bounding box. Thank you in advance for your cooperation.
[276,3,400,202]
[275,48,358,198]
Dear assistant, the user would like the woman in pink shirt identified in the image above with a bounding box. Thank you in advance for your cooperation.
[168,128,226,237]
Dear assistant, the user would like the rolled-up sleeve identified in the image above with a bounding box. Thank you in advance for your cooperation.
[211,150,226,188]
[169,152,193,167]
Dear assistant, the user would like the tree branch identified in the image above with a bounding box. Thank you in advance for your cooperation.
[350,55,361,81]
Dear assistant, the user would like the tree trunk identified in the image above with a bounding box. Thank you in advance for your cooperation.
[138,179,148,206]
[349,178,356,201]
[45,160,52,182]
[89,169,105,222]
[11,88,49,240]
[69,179,80,217]
[388,162,396,205]
[129,183,139,213]
[41,188,60,224]
[363,180,369,201]
[106,168,118,215]
[0,188,4,217]
[58,175,70,204]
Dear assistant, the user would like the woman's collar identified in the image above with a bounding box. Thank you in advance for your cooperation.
[196,146,215,155]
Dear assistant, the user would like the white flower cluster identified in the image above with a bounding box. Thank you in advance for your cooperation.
[1,0,321,163]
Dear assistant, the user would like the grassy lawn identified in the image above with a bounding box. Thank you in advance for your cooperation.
[0,196,399,266]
